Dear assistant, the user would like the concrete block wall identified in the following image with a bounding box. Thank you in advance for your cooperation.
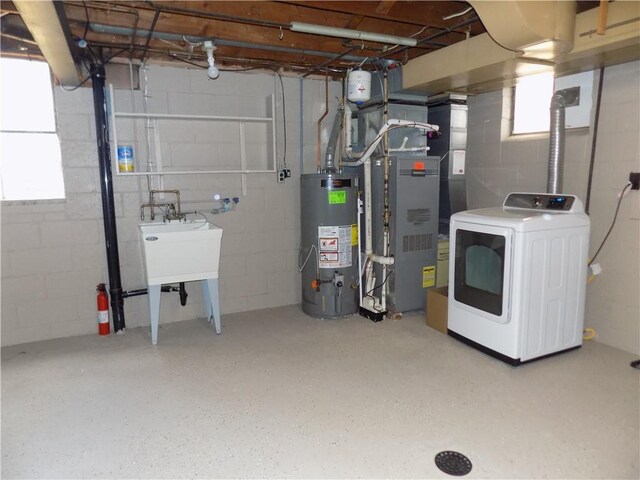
[466,60,640,354]
[1,65,341,346]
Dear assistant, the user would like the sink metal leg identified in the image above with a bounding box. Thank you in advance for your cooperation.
[148,284,162,345]
[203,278,221,334]
[202,281,212,324]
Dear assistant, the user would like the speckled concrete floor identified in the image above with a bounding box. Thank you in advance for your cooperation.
[2,305,638,479]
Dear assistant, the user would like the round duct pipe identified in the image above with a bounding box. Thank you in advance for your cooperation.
[547,88,579,194]
[547,91,566,194]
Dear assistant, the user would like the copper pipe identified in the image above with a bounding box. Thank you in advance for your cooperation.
[597,0,609,35]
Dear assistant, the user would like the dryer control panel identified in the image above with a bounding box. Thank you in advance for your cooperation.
[503,193,583,213]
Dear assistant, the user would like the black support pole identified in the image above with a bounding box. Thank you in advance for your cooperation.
[91,63,125,332]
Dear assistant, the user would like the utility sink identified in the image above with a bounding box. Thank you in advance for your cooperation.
[139,219,223,285]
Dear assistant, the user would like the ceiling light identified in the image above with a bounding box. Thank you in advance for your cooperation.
[207,62,219,80]
[290,22,417,47]
[203,40,219,79]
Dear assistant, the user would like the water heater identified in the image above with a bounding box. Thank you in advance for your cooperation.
[300,172,359,318]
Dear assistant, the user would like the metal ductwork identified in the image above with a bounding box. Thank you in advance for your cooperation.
[469,0,576,59]
[323,107,344,172]
[547,88,579,194]
[547,92,567,194]
[13,0,80,86]
[402,1,640,95]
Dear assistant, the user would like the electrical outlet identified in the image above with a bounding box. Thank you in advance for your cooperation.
[629,172,639,190]
[277,171,285,183]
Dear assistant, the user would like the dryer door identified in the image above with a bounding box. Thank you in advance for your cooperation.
[452,222,513,324]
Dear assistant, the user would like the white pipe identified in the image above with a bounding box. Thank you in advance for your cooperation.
[290,22,418,47]
[360,158,377,311]
[364,159,373,257]
[388,146,430,152]
[344,103,353,153]
[368,254,394,265]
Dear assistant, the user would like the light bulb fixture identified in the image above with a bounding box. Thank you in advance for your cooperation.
[207,61,219,80]
[203,40,219,79]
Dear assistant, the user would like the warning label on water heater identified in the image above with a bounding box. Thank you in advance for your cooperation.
[318,225,352,268]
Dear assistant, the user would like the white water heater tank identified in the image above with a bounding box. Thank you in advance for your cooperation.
[347,70,371,104]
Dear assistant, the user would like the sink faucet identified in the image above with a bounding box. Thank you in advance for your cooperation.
[140,190,185,222]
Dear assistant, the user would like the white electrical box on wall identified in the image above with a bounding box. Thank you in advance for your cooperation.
[555,70,595,129]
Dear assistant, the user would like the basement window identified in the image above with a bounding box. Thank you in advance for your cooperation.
[512,72,555,135]
[0,58,65,201]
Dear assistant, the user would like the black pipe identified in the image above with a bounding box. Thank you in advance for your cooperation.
[122,289,148,298]
[380,16,480,59]
[179,282,188,306]
[145,0,289,29]
[303,47,357,78]
[585,67,605,214]
[91,63,125,332]
[122,285,183,298]
[140,7,161,64]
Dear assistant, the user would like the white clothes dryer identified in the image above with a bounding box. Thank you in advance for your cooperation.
[448,193,590,365]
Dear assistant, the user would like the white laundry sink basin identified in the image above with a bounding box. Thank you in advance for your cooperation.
[139,219,223,285]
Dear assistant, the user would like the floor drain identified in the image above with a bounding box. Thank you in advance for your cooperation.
[434,450,472,476]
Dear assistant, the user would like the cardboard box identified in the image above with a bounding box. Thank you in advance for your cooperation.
[426,286,448,334]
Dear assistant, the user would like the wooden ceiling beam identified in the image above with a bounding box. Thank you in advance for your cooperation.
[277,1,482,31]
[1,1,18,14]
[66,4,351,53]
[344,15,366,30]
[57,1,477,69]
[67,26,381,66]
[375,1,398,15]
[101,1,467,42]
[79,34,354,74]
[65,3,435,61]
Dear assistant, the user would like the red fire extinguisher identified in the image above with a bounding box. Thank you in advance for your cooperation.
[96,283,110,336]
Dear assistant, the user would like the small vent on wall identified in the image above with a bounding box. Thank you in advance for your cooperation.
[407,208,430,225]
[402,233,433,252]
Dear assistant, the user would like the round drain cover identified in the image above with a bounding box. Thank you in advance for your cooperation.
[434,450,472,476]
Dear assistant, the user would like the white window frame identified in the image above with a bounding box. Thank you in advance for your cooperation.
[511,70,595,137]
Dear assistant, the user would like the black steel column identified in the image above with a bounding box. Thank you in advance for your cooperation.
[91,63,125,332]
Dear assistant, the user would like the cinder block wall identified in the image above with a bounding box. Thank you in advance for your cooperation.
[1,65,341,346]
[466,60,640,355]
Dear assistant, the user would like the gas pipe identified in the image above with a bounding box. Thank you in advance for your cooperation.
[96,283,110,336]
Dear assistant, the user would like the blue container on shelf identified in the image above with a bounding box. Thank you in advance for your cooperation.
[117,145,134,172]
